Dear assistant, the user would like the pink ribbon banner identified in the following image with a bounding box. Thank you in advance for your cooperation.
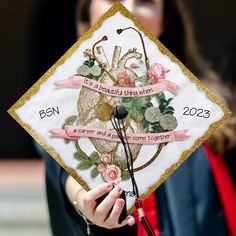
[51,125,189,144]
[55,75,179,96]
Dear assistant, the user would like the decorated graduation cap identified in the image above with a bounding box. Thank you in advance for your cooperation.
[8,2,231,234]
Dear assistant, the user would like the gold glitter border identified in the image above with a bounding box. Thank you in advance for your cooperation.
[7,2,231,214]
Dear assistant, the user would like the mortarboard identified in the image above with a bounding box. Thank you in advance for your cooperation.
[8,2,231,232]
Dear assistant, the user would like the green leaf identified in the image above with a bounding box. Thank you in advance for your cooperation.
[145,96,152,102]
[122,100,134,110]
[84,61,90,67]
[77,160,93,170]
[85,57,95,67]
[75,118,80,125]
[151,125,165,133]
[119,161,128,170]
[163,106,175,115]
[65,115,77,125]
[90,152,100,163]
[143,119,149,128]
[165,106,175,111]
[115,84,124,87]
[159,104,165,113]
[131,107,142,121]
[167,98,173,104]
[164,110,174,115]
[122,97,132,103]
[140,107,146,115]
[134,98,146,110]
[122,170,131,181]
[91,168,99,178]
[160,98,167,105]
[96,160,102,165]
[157,92,166,101]
[74,148,89,161]
[147,102,153,107]
[92,75,101,81]
[64,139,71,144]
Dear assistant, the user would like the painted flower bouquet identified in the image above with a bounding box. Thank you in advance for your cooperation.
[55,27,181,184]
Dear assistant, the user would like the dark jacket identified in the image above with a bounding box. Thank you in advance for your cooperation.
[39,145,229,236]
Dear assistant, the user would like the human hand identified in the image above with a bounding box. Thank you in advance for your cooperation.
[75,182,135,229]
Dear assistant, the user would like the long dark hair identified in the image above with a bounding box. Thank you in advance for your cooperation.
[76,0,236,154]
[77,0,207,77]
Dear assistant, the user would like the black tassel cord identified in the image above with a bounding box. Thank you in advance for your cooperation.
[110,112,157,236]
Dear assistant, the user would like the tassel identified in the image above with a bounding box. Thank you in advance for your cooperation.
[135,199,156,236]
[111,106,157,236]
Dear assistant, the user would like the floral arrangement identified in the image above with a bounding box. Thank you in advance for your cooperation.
[118,62,177,133]
[63,59,178,184]
[74,145,130,184]
[62,28,179,184]
[77,57,103,80]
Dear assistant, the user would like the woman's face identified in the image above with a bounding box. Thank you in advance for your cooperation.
[88,0,164,38]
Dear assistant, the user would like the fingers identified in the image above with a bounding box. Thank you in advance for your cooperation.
[105,198,125,225]
[80,183,113,217]
[85,183,113,204]
[95,186,123,220]
[104,198,135,229]
[127,215,136,226]
[118,215,135,228]
[78,183,136,229]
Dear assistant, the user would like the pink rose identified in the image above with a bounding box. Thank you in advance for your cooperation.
[101,153,112,163]
[97,164,106,173]
[118,71,135,87]
[118,71,128,80]
[119,77,135,87]
[148,63,166,83]
[103,165,122,184]
[124,77,135,87]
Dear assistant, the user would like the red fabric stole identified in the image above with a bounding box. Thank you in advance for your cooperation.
[203,143,236,236]
[134,144,236,236]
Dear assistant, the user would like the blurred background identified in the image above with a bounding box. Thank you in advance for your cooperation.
[0,0,235,235]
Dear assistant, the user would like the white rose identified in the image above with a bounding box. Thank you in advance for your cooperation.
[90,65,102,76]
[144,107,162,123]
[159,114,178,130]
[79,65,90,76]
